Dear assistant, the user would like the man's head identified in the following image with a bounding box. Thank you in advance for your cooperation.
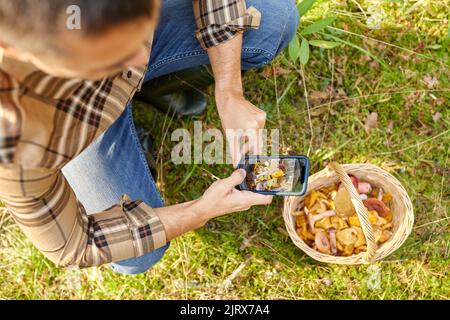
[0,0,159,79]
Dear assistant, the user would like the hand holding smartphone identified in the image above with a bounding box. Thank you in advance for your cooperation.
[236,155,310,196]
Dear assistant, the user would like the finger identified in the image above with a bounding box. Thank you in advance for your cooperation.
[242,129,264,155]
[250,129,264,155]
[239,141,251,157]
[230,136,243,167]
[222,169,247,189]
[238,191,274,206]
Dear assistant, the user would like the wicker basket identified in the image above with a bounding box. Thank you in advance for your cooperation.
[283,162,414,264]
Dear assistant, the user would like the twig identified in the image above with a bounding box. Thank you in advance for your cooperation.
[414,217,450,230]
[300,65,314,157]
[325,26,437,62]
[349,0,367,18]
[320,50,335,147]
[218,255,252,292]
[371,129,450,156]
[156,107,177,195]
[273,67,285,151]
[298,89,450,116]
[200,167,221,181]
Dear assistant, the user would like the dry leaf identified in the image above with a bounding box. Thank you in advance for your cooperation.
[272,67,291,76]
[309,90,330,102]
[310,106,330,117]
[423,75,438,89]
[369,60,380,69]
[365,112,378,134]
[387,120,394,133]
[432,112,442,122]
[403,91,421,108]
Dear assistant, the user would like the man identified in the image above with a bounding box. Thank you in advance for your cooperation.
[0,0,299,274]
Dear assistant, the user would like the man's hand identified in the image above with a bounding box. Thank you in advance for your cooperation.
[216,91,266,166]
[155,169,273,241]
[194,169,273,218]
[207,34,266,166]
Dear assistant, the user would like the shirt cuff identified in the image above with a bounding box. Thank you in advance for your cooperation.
[121,195,168,257]
[195,5,261,49]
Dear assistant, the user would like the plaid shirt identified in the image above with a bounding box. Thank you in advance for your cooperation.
[0,0,260,268]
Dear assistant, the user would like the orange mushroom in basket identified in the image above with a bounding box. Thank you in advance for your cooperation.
[315,230,332,255]
[363,198,391,218]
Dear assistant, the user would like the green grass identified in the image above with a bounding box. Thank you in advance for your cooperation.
[1,0,449,299]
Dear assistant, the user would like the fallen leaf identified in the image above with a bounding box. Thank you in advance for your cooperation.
[403,91,422,108]
[309,90,330,102]
[403,69,415,79]
[308,87,348,108]
[369,60,380,69]
[423,75,438,89]
[387,120,394,133]
[430,97,445,107]
[400,52,411,61]
[269,66,291,76]
[240,238,252,250]
[310,106,330,117]
[414,42,425,52]
[365,112,378,134]
[432,112,442,122]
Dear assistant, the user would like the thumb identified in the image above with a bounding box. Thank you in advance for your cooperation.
[222,169,247,189]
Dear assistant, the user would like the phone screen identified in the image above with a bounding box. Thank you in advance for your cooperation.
[237,156,309,196]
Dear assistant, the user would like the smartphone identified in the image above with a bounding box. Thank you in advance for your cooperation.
[237,155,310,196]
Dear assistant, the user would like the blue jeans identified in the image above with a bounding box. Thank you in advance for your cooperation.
[62,0,299,275]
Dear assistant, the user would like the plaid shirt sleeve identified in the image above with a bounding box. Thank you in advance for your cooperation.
[0,164,167,268]
[192,0,261,49]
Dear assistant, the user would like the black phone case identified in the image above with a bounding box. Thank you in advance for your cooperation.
[236,155,310,196]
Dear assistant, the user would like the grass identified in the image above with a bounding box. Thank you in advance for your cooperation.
[0,0,449,300]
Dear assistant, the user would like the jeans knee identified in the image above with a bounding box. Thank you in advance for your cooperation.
[109,243,170,275]
[243,0,300,68]
[274,1,300,56]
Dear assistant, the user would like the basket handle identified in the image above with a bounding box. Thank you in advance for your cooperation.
[329,162,377,262]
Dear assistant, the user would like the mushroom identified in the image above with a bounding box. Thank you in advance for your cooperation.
[349,174,359,189]
[341,244,355,256]
[330,215,349,230]
[315,230,331,255]
[379,230,392,243]
[309,198,328,214]
[336,228,358,246]
[377,188,384,201]
[334,186,357,217]
[327,227,338,255]
[382,222,392,230]
[363,198,391,218]
[382,192,393,205]
[352,226,367,248]
[315,217,333,230]
[368,210,379,224]
[358,182,372,194]
[305,190,319,208]
[306,210,336,232]
[355,245,367,254]
[330,190,337,201]
[348,214,361,227]
[374,215,388,227]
